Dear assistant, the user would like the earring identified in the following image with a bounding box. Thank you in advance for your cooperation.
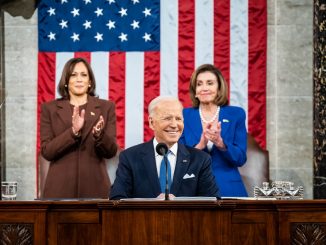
[65,84,67,87]
[88,84,91,87]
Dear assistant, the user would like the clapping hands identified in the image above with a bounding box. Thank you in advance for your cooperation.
[72,106,85,136]
[92,115,104,138]
[197,120,226,150]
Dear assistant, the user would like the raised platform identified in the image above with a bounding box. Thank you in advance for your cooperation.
[0,199,325,244]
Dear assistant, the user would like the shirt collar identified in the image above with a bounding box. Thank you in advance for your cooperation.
[153,138,178,156]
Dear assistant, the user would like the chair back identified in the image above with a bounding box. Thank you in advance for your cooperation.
[38,154,50,199]
[239,134,269,196]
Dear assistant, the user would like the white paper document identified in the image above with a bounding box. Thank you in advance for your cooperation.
[221,197,277,200]
[120,197,217,201]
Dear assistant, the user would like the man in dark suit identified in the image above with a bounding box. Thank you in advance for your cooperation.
[110,96,219,200]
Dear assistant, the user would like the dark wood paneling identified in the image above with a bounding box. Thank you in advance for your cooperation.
[0,200,326,244]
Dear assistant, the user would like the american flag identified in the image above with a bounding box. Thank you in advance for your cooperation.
[37,0,266,153]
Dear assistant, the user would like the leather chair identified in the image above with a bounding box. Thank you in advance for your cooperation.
[239,134,270,196]
[38,154,50,199]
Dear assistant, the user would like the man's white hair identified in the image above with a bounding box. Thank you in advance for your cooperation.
[148,96,183,116]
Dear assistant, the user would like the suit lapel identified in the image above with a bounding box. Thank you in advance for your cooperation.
[219,106,230,139]
[140,141,161,194]
[56,100,72,127]
[170,143,190,194]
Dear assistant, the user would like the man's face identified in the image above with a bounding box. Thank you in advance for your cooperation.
[149,100,184,148]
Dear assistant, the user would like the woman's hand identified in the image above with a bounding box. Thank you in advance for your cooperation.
[92,115,104,138]
[204,121,226,150]
[72,106,85,135]
[195,132,208,150]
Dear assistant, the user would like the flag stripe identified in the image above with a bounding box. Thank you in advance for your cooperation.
[248,0,267,148]
[229,0,249,121]
[178,0,195,107]
[109,52,126,149]
[144,52,160,142]
[37,52,56,193]
[92,52,109,99]
[125,52,144,148]
[214,0,231,90]
[160,0,178,97]
[195,0,214,66]
[74,52,91,63]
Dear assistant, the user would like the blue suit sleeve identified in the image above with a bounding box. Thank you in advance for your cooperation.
[197,156,220,197]
[109,152,133,200]
[219,109,247,166]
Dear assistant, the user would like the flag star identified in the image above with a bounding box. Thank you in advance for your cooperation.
[94,8,103,17]
[61,0,68,3]
[107,0,115,4]
[47,7,55,16]
[94,32,103,42]
[71,8,80,17]
[130,20,140,29]
[71,33,80,42]
[59,20,68,29]
[84,0,92,4]
[119,8,127,17]
[132,0,139,4]
[118,32,128,42]
[143,8,151,17]
[48,32,56,41]
[106,20,115,29]
[143,33,151,42]
[83,20,92,29]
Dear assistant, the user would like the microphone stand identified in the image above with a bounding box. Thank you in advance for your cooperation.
[163,153,169,201]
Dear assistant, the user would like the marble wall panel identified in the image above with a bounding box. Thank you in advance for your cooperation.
[267,25,276,96]
[267,0,276,25]
[6,166,35,200]
[276,0,313,25]
[266,97,277,169]
[4,20,37,96]
[273,167,313,199]
[4,12,37,200]
[276,97,313,169]
[276,24,313,97]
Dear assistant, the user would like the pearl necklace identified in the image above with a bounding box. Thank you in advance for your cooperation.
[199,106,220,124]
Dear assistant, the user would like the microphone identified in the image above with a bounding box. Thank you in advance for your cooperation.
[156,143,168,156]
[155,143,170,200]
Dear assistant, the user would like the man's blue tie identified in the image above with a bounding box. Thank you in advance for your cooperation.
[160,152,172,193]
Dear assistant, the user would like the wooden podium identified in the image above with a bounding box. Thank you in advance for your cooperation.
[0,199,326,244]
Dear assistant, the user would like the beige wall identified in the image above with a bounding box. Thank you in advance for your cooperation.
[3,0,313,200]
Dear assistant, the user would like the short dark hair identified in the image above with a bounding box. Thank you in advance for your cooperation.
[189,64,229,107]
[57,57,96,99]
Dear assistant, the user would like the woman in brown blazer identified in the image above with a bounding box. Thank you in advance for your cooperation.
[40,57,118,199]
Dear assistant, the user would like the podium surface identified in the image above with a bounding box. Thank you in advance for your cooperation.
[0,199,325,244]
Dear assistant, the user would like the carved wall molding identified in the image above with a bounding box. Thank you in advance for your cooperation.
[292,223,326,245]
[0,224,33,245]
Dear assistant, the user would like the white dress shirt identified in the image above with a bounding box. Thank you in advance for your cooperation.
[153,138,177,180]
